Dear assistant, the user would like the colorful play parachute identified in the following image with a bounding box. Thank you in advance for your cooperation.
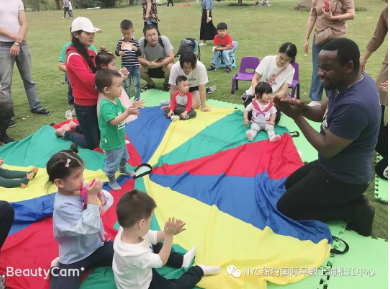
[0,106,331,289]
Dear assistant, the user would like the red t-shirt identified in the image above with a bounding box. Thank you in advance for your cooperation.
[213,34,234,48]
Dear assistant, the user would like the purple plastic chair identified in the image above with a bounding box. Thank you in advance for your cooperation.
[231,56,260,94]
[289,62,300,99]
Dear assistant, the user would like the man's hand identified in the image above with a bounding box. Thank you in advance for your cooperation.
[244,119,249,126]
[13,34,24,43]
[181,111,188,119]
[360,59,367,71]
[303,38,309,54]
[10,45,20,56]
[274,97,304,120]
[119,51,126,56]
[167,110,174,117]
[201,106,211,112]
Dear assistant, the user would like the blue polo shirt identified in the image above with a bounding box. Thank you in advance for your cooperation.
[318,72,381,184]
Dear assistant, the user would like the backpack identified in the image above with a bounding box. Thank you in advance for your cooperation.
[174,38,200,60]
[144,36,165,49]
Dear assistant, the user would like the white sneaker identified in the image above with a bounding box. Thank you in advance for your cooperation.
[72,109,76,116]
[307,101,322,107]
[160,100,170,106]
[65,110,73,119]
[208,85,216,92]
[171,115,180,121]
[199,43,206,46]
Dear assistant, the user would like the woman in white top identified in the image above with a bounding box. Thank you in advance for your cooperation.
[242,42,297,123]
[169,52,211,112]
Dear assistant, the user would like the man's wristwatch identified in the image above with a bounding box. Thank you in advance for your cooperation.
[13,42,20,46]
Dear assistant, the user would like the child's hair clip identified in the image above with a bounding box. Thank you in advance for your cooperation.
[65,159,71,167]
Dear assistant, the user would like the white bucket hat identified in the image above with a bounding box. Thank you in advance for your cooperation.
[71,17,102,33]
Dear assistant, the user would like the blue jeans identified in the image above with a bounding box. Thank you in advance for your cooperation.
[309,37,330,101]
[65,73,74,105]
[211,50,232,67]
[0,41,43,117]
[123,66,141,100]
[104,145,129,177]
[64,104,100,150]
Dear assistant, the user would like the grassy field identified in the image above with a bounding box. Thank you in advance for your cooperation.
[3,0,388,239]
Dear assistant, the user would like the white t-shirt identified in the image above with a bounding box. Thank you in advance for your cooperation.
[246,100,277,123]
[0,0,24,42]
[169,61,208,88]
[245,55,295,96]
[113,227,163,289]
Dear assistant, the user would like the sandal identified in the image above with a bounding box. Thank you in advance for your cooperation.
[163,83,171,91]
[141,84,155,92]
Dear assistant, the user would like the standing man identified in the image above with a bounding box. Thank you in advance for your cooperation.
[274,39,381,237]
[0,0,50,128]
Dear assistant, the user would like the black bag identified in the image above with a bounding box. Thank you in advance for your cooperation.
[175,38,200,60]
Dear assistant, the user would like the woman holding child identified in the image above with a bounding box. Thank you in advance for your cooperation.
[54,17,102,150]
[241,42,297,123]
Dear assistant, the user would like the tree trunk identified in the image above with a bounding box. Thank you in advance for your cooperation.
[238,0,242,5]
[129,0,134,5]
[55,0,61,9]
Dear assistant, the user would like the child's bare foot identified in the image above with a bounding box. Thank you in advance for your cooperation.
[67,121,78,132]
[246,130,254,142]
[27,167,38,180]
[270,135,281,142]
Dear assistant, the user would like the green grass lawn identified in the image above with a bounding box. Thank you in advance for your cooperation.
[4,0,388,239]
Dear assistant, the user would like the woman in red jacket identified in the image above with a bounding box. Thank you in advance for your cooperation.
[55,17,102,150]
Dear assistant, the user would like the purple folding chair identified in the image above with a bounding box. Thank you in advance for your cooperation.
[289,62,300,99]
[231,56,260,94]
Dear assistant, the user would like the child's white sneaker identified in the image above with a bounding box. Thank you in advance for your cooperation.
[171,115,180,121]
[199,43,206,46]
[65,110,73,119]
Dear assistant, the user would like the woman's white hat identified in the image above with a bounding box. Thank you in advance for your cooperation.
[71,17,102,33]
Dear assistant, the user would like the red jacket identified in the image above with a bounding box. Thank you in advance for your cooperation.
[66,45,98,106]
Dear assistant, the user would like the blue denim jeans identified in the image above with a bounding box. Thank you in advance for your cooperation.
[211,50,232,67]
[0,41,43,117]
[64,104,100,150]
[123,66,141,100]
[309,37,330,101]
[104,145,129,177]
[65,73,74,105]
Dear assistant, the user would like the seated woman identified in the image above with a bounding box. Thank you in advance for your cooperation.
[241,42,297,124]
[168,52,211,112]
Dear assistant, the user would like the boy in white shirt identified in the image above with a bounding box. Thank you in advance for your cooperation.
[113,190,220,289]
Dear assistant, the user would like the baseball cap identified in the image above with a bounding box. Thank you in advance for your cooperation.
[71,17,102,33]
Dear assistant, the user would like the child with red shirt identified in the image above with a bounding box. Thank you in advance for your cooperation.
[207,22,234,73]
[164,76,197,121]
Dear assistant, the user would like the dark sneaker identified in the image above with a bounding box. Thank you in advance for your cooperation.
[207,66,216,71]
[224,66,232,73]
[32,108,51,116]
[8,119,15,128]
[0,133,15,144]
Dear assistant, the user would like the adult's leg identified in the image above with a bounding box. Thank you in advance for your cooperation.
[221,50,231,67]
[0,42,16,118]
[277,161,370,222]
[65,73,74,105]
[162,63,173,85]
[0,201,14,253]
[149,267,203,289]
[308,37,324,102]
[15,42,43,112]
[63,8,66,17]
[64,104,100,149]
[243,96,253,120]
[140,65,155,86]
[191,90,201,109]
[67,8,72,17]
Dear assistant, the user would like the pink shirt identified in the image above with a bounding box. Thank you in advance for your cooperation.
[0,0,24,42]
